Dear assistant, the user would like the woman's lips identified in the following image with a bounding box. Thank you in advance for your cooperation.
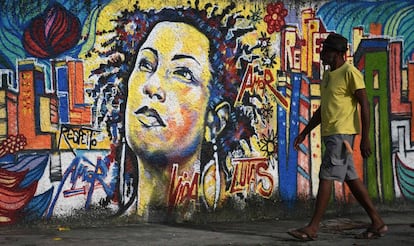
[134,106,166,127]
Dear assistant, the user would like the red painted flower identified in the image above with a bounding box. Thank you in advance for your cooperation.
[264,1,288,34]
[22,3,81,58]
[0,134,27,158]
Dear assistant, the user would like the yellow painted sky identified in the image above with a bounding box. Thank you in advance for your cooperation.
[97,0,268,30]
[85,0,282,80]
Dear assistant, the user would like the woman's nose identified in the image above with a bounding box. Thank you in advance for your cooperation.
[142,75,166,102]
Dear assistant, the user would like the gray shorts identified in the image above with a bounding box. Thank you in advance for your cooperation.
[319,134,359,182]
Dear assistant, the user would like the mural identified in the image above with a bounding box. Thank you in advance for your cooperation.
[0,0,414,225]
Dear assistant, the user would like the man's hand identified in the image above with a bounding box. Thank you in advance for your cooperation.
[294,132,306,151]
[293,107,320,152]
[360,136,372,158]
[355,89,372,159]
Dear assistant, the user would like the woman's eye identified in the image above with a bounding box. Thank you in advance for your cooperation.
[138,59,154,72]
[173,67,195,82]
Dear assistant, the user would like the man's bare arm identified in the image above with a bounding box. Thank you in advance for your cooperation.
[294,107,321,151]
[355,88,372,158]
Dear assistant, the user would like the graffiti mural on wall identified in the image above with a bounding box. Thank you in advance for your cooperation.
[0,0,414,224]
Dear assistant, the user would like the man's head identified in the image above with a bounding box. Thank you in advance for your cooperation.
[321,33,348,68]
[322,33,348,53]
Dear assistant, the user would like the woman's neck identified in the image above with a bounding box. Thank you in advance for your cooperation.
[136,153,202,209]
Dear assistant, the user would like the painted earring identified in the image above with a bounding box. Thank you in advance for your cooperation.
[211,137,220,210]
[200,136,221,210]
[118,138,138,214]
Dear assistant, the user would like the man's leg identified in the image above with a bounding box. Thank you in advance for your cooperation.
[346,178,385,228]
[308,179,333,230]
[297,179,333,236]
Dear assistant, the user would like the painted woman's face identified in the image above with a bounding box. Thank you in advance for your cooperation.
[126,21,212,163]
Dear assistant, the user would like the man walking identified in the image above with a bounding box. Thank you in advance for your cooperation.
[288,33,387,241]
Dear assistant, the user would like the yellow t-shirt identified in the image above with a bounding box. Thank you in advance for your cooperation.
[320,63,365,136]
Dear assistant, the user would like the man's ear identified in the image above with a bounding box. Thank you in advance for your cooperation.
[205,102,231,142]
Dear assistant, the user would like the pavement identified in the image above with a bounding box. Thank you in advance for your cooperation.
[0,211,413,245]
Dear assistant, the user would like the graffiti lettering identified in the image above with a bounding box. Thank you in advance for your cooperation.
[61,126,98,148]
[236,64,288,108]
[230,157,274,198]
[168,164,199,208]
[47,155,117,218]
[62,157,112,199]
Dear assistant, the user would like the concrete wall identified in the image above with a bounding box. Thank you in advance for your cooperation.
[1,0,414,225]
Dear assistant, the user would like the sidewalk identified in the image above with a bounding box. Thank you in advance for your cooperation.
[0,211,413,245]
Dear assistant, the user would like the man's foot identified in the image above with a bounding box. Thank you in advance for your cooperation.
[287,228,318,241]
[355,224,388,239]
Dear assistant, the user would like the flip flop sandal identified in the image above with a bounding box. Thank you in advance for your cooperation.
[355,224,388,239]
[287,228,317,241]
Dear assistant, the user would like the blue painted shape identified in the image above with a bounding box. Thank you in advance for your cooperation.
[23,188,54,221]
[278,72,296,201]
[58,93,69,123]
[395,154,414,201]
